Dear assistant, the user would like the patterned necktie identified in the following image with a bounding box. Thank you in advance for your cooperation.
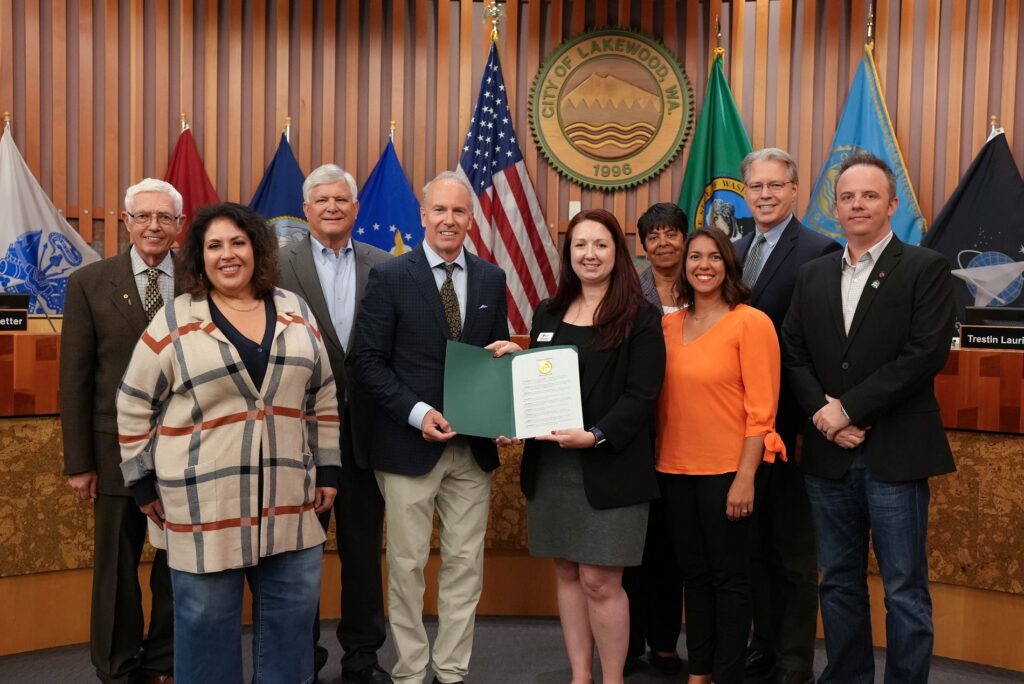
[143,267,163,322]
[440,262,461,340]
[742,234,768,287]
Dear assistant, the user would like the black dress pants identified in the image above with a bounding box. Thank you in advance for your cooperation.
[622,494,684,660]
[314,416,387,674]
[660,470,762,684]
[91,493,174,682]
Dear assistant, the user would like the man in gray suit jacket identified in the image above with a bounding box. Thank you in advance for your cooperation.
[278,164,392,684]
[61,178,181,683]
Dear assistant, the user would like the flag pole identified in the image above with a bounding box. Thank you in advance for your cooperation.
[866,1,875,47]
[389,120,396,143]
[284,116,292,143]
[2,111,9,131]
[180,112,189,132]
[988,114,1003,142]
[486,0,502,44]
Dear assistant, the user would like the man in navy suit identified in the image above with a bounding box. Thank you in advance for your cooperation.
[782,152,955,683]
[735,148,840,684]
[350,171,516,684]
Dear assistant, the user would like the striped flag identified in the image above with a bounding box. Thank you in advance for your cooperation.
[457,42,559,335]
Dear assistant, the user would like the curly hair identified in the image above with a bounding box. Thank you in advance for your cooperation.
[176,202,279,299]
[674,228,750,310]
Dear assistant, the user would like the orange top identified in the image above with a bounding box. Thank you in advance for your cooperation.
[657,304,785,475]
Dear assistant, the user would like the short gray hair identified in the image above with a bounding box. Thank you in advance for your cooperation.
[124,178,183,215]
[741,148,799,184]
[422,171,475,205]
[303,163,358,203]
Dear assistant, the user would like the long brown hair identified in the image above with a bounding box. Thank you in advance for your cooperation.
[548,208,649,350]
[675,228,750,310]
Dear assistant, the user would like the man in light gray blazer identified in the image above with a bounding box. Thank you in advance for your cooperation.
[278,163,393,684]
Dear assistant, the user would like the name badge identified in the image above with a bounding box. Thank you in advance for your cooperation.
[537,332,554,342]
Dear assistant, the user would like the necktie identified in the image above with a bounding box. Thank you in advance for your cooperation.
[742,234,767,287]
[440,262,461,340]
[143,267,163,322]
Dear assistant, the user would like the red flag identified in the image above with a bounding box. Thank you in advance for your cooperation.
[164,128,219,242]
[456,43,559,335]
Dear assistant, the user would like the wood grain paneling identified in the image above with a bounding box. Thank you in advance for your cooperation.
[0,0,1022,258]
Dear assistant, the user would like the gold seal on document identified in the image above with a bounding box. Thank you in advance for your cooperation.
[537,359,553,375]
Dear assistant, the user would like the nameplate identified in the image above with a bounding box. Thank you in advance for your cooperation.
[960,325,1024,350]
[0,310,28,331]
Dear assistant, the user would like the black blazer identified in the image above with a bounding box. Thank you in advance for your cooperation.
[520,300,666,510]
[349,245,509,476]
[278,235,391,469]
[781,236,956,481]
[734,218,841,445]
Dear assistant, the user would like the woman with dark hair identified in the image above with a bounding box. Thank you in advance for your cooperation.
[117,202,340,683]
[519,208,666,684]
[656,228,784,684]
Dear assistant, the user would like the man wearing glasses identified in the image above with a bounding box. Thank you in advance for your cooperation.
[61,178,183,683]
[734,149,839,684]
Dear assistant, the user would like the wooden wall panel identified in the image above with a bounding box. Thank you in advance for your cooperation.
[1,0,1022,260]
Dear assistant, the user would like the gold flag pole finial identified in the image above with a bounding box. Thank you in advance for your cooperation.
[2,111,10,128]
[715,15,722,50]
[390,120,396,142]
[989,115,1001,140]
[284,116,292,143]
[180,112,188,132]
[486,1,503,43]
[867,2,875,46]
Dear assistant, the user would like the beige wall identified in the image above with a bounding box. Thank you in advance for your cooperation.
[1,0,1022,257]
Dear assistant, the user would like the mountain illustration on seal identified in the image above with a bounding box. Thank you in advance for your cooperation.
[560,73,661,159]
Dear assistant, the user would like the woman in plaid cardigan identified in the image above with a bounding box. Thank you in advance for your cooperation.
[117,203,341,684]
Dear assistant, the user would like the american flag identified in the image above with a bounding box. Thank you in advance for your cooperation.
[457,42,559,335]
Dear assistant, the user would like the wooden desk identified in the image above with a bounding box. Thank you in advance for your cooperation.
[936,348,1024,433]
[0,333,61,416]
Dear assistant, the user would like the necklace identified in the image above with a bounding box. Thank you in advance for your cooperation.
[213,293,262,312]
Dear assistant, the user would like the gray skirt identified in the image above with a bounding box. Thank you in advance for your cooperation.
[526,445,649,567]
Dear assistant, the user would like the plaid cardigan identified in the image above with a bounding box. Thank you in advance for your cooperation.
[117,289,341,574]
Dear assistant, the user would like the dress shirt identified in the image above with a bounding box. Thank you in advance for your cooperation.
[309,234,357,351]
[840,230,894,333]
[130,247,175,306]
[748,215,793,268]
[408,242,469,430]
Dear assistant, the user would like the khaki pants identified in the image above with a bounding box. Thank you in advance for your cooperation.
[376,439,492,684]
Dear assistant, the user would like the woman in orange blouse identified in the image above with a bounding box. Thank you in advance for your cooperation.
[656,227,784,684]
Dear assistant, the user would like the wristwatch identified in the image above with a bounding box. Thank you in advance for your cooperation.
[587,426,606,447]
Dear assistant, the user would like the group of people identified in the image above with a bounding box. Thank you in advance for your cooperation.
[61,146,955,684]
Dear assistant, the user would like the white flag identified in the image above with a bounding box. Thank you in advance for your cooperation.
[0,123,100,313]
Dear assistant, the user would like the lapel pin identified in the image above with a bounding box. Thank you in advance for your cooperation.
[123,293,132,305]
[878,271,886,279]
[870,280,880,289]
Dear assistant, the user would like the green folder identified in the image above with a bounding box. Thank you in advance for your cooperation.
[443,340,582,438]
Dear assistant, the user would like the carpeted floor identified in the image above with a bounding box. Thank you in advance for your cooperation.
[0,616,1019,683]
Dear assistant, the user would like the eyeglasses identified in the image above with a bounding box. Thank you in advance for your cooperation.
[127,211,180,227]
[745,181,794,194]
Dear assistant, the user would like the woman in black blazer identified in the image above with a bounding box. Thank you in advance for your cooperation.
[519,208,666,684]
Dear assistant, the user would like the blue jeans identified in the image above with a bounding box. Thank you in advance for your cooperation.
[170,544,323,684]
[804,457,933,684]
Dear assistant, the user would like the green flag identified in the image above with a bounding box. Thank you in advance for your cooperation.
[678,49,752,238]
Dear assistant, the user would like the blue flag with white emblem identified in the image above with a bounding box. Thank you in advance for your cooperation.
[805,44,924,245]
[249,134,308,245]
[354,139,422,254]
[0,122,100,313]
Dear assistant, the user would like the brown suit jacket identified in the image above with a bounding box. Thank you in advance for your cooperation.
[61,250,170,496]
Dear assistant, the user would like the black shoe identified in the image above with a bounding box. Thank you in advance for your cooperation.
[342,663,393,684]
[768,667,815,684]
[431,678,463,684]
[745,647,776,678]
[623,653,641,676]
[648,651,685,676]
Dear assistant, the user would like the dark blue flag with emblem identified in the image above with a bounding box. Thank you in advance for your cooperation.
[249,134,307,245]
[921,129,1024,329]
[354,138,422,254]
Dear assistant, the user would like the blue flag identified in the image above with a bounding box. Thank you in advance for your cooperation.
[354,139,422,254]
[805,45,924,245]
[249,134,307,245]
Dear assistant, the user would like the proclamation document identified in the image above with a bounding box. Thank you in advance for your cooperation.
[443,341,584,439]
[510,348,584,438]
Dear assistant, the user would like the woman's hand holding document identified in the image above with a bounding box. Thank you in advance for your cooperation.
[443,340,584,439]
